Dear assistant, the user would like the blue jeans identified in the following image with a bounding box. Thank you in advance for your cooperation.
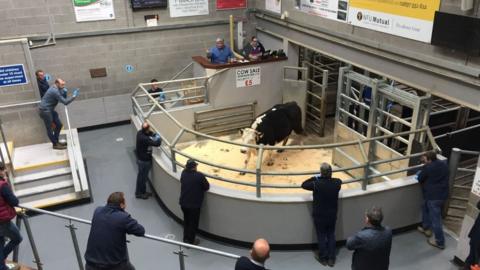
[136,160,152,196]
[314,217,336,260]
[39,109,62,144]
[422,200,445,246]
[0,221,22,270]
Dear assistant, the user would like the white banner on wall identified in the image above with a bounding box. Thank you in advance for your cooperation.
[266,0,281,14]
[72,0,115,22]
[299,0,349,22]
[471,162,480,197]
[169,0,209,18]
[236,66,261,88]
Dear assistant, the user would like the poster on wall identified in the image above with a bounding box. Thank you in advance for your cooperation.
[169,0,209,17]
[471,161,480,196]
[236,67,261,88]
[216,0,247,10]
[0,64,28,88]
[298,0,349,22]
[347,0,441,42]
[266,0,281,13]
[72,0,115,22]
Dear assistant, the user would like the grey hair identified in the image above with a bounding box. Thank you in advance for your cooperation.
[216,37,224,42]
[320,162,332,178]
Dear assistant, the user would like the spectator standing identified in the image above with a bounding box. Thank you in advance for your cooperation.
[179,159,209,244]
[135,122,161,199]
[35,70,50,98]
[84,192,145,270]
[346,206,392,270]
[0,162,22,270]
[416,151,449,249]
[38,78,79,150]
[207,38,234,64]
[301,162,341,266]
[148,79,165,102]
[235,238,270,270]
[464,201,480,269]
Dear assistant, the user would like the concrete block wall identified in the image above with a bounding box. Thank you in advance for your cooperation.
[252,0,480,72]
[0,0,255,146]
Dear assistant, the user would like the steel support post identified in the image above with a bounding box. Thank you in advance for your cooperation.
[66,221,84,270]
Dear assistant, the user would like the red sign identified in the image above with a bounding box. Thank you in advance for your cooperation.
[216,0,247,10]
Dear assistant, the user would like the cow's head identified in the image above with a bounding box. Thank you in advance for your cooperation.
[239,128,261,154]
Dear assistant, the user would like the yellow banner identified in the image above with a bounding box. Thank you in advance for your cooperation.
[349,0,440,21]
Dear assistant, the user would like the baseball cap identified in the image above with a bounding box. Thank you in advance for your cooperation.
[186,159,198,169]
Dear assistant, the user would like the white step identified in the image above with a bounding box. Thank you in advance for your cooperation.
[14,167,72,185]
[16,180,74,198]
[12,143,69,175]
[20,191,90,209]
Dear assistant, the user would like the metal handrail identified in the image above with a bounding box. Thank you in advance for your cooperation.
[132,75,437,196]
[16,204,240,270]
[64,106,83,191]
[0,100,40,110]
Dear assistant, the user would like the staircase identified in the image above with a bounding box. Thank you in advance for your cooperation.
[9,129,90,208]
[444,157,478,235]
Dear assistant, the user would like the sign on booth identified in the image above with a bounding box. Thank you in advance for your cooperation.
[235,66,261,88]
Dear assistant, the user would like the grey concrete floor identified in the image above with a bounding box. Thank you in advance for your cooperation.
[16,124,463,269]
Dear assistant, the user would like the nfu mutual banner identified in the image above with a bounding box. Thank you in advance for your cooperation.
[347,0,441,42]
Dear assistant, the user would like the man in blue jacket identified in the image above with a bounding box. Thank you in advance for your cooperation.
[416,151,449,249]
[301,163,342,267]
[207,38,234,64]
[38,78,79,150]
[179,159,209,244]
[346,206,392,270]
[135,122,161,199]
[85,192,145,270]
[235,238,270,270]
[35,70,49,98]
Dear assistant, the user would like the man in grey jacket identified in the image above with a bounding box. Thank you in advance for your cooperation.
[38,78,79,150]
[346,206,392,270]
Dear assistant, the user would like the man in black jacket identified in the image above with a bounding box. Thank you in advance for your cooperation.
[235,238,270,270]
[179,159,210,244]
[465,201,480,269]
[346,206,392,270]
[416,151,449,249]
[35,70,50,98]
[85,192,145,270]
[301,162,341,267]
[135,122,161,199]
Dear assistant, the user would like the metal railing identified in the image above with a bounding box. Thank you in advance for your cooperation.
[0,100,84,191]
[13,204,240,270]
[132,80,438,197]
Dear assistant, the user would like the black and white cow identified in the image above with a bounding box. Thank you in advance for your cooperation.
[240,102,303,172]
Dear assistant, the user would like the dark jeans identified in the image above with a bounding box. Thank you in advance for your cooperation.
[0,221,23,270]
[85,261,135,270]
[181,207,201,244]
[314,217,336,260]
[465,240,480,268]
[422,200,445,246]
[39,109,62,144]
[135,159,152,196]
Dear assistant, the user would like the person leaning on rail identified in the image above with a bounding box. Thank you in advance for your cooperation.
[235,238,271,270]
[301,162,341,267]
[135,122,161,200]
[0,162,22,270]
[84,192,145,270]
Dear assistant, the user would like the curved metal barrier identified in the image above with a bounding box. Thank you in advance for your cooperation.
[12,204,240,270]
[131,77,439,197]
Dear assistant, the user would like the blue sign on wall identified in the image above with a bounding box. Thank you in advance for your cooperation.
[125,64,135,73]
[0,64,28,87]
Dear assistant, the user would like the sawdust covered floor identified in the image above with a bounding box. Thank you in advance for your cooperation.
[176,133,362,194]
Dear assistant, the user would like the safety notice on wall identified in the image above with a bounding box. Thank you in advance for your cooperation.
[299,0,349,22]
[72,0,115,22]
[169,0,209,17]
[471,161,480,197]
[0,64,28,88]
[236,67,261,88]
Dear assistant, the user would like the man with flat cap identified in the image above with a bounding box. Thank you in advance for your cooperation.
[179,159,210,244]
[235,238,271,270]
